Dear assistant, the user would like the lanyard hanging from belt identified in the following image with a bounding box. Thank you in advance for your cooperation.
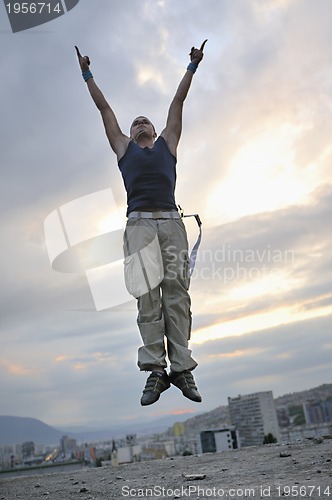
[178,205,202,276]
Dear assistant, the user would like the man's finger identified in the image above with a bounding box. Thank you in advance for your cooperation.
[200,39,208,52]
[75,45,82,58]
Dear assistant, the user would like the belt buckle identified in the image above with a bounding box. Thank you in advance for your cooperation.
[152,211,164,219]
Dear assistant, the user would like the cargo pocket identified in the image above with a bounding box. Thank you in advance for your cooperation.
[124,253,143,298]
[124,235,164,298]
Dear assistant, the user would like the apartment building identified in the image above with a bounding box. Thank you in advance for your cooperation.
[228,391,281,447]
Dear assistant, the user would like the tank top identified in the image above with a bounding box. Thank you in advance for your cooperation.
[118,136,177,215]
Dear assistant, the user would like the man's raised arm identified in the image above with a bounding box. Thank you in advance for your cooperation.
[161,40,207,158]
[75,46,129,160]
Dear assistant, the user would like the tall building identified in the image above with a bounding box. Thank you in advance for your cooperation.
[228,391,281,447]
[22,441,35,459]
[60,435,77,458]
[303,399,332,424]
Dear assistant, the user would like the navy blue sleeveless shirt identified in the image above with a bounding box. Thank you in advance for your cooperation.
[118,136,177,215]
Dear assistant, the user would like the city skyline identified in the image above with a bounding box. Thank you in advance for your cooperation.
[2,382,332,475]
[1,380,331,446]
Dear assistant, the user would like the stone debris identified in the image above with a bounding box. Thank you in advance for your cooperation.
[182,473,206,480]
[279,451,292,457]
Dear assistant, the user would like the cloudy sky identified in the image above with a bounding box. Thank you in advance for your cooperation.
[1,0,332,432]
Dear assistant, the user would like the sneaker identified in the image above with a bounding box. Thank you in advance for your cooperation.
[140,371,170,406]
[169,370,202,402]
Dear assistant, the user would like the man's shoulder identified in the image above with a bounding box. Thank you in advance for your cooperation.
[117,136,133,163]
[158,134,177,160]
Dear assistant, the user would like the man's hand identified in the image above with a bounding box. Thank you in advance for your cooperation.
[75,45,90,72]
[189,39,207,65]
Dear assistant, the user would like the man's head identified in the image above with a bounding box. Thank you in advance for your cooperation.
[130,116,157,142]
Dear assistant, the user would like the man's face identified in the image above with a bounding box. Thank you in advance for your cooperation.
[130,116,156,141]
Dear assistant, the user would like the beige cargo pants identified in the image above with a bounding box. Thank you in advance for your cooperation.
[123,215,198,373]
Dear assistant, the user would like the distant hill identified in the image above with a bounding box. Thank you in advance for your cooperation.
[0,412,195,446]
[179,405,231,436]
[166,382,332,437]
[274,383,332,408]
[0,416,65,446]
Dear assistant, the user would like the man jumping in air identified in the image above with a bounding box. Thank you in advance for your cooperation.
[76,40,206,406]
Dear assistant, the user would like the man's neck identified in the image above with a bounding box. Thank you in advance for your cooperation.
[135,135,156,149]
